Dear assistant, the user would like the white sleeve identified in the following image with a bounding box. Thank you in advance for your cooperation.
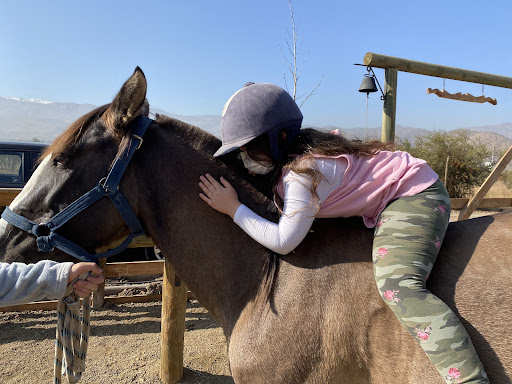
[233,172,320,255]
[233,158,343,255]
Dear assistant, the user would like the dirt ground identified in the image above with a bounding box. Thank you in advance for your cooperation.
[0,209,507,384]
[0,299,232,384]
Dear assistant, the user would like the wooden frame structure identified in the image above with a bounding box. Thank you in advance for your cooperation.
[362,52,512,220]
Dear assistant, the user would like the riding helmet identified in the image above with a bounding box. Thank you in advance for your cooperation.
[213,82,303,161]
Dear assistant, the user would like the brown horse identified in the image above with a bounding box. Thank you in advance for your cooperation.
[0,68,510,383]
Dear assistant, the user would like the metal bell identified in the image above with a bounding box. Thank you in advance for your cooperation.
[359,76,378,94]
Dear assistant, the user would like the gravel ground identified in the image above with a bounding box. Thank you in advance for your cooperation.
[0,300,232,384]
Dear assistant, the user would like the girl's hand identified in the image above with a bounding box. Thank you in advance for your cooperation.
[68,262,105,298]
[199,174,241,218]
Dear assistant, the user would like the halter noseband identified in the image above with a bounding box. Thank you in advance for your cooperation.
[1,115,153,263]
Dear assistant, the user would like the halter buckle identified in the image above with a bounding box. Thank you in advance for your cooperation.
[132,134,143,150]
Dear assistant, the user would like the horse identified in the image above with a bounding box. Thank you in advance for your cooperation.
[0,68,510,383]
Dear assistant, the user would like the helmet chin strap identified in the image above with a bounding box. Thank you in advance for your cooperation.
[267,122,301,161]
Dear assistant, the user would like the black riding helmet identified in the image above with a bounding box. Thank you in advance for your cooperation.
[213,82,303,161]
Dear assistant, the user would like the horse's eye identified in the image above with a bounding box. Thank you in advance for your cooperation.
[54,153,70,166]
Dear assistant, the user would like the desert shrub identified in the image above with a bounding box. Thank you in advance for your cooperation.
[398,130,491,198]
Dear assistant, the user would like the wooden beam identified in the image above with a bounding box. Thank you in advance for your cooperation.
[364,52,512,89]
[160,259,187,384]
[0,188,21,206]
[0,294,163,312]
[458,145,512,220]
[450,198,512,210]
[105,260,164,278]
[381,68,397,142]
[96,234,156,253]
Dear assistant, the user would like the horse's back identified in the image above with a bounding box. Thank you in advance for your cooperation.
[430,212,512,381]
[230,213,511,383]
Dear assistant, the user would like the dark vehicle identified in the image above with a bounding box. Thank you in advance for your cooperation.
[0,140,158,261]
[0,141,46,188]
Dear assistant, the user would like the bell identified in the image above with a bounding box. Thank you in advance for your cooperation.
[359,76,378,94]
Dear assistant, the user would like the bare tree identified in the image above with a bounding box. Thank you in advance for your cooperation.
[280,0,323,107]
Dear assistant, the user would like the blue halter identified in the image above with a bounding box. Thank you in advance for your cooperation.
[1,115,153,263]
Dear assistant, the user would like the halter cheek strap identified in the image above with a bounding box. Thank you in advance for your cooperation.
[1,115,153,263]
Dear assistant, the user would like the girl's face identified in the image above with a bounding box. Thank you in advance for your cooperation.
[239,148,274,175]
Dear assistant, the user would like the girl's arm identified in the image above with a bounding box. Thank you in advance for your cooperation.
[199,172,325,255]
[233,176,317,254]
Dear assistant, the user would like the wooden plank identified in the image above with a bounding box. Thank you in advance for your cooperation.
[451,198,512,210]
[0,290,194,312]
[364,52,512,89]
[0,300,59,312]
[458,145,512,220]
[105,260,164,278]
[381,68,397,142]
[104,294,162,305]
[96,234,156,252]
[0,188,22,206]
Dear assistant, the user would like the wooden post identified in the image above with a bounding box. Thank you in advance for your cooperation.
[444,156,450,188]
[92,257,107,309]
[381,68,397,143]
[160,257,187,384]
[458,145,512,221]
[364,52,512,89]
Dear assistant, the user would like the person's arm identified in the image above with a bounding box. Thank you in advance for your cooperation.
[0,260,73,306]
[233,174,317,254]
[199,158,342,255]
[0,261,104,306]
[199,172,325,255]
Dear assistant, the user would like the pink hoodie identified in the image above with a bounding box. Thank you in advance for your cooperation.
[277,151,439,228]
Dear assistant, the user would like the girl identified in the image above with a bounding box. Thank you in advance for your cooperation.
[199,82,488,384]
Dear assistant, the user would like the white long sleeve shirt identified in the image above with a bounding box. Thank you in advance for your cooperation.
[233,157,345,255]
[233,151,439,255]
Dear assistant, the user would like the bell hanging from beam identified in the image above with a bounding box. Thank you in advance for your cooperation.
[359,75,378,94]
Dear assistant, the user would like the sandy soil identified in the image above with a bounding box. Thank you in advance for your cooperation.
[0,209,507,384]
[0,299,232,384]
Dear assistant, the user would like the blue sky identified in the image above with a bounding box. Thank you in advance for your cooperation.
[1,0,511,130]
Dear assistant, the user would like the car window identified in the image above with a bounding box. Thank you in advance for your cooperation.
[0,151,24,185]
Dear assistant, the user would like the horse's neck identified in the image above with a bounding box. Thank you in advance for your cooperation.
[135,127,273,334]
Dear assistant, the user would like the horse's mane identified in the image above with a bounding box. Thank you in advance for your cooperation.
[39,104,111,163]
[155,113,280,303]
[155,114,221,156]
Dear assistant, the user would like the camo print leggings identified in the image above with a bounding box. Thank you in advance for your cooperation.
[372,179,489,384]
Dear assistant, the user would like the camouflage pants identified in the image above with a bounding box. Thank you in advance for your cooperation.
[373,179,489,384]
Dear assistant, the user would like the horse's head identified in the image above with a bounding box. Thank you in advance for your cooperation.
[0,67,150,263]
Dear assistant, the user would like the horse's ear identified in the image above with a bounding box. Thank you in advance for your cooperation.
[104,67,148,130]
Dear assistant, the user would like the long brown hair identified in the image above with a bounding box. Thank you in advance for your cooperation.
[245,128,394,212]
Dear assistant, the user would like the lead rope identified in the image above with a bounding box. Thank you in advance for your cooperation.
[54,272,92,384]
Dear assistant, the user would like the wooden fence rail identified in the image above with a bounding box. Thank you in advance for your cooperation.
[0,260,166,312]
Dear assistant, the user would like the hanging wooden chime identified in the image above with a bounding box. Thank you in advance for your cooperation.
[427,87,497,105]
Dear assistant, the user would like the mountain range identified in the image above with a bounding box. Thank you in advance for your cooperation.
[1,96,511,155]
